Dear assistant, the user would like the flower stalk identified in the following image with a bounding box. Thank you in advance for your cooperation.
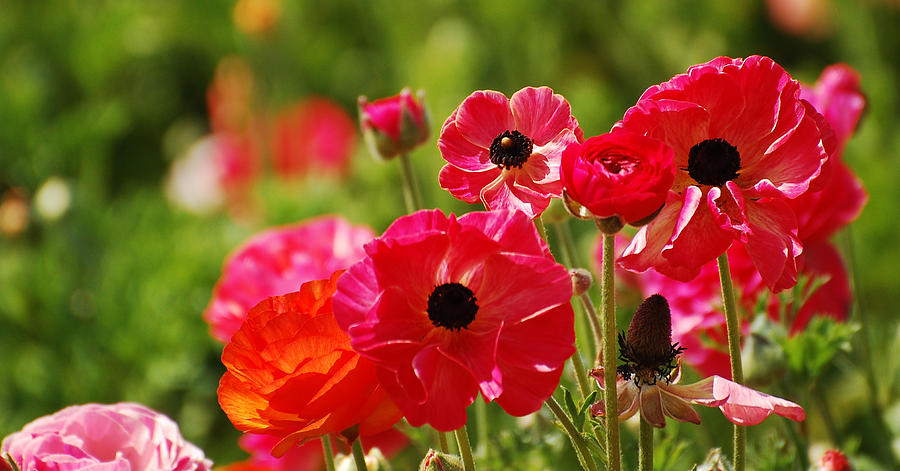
[545,397,599,471]
[322,436,336,471]
[399,153,424,212]
[437,430,450,454]
[600,233,621,471]
[351,439,369,471]
[454,425,477,471]
[716,253,745,471]
[553,220,603,357]
[638,417,653,471]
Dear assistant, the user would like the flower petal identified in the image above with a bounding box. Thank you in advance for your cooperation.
[509,86,575,146]
[455,91,514,148]
[439,164,502,204]
[437,114,495,172]
[710,376,806,426]
[659,388,702,425]
[639,385,667,428]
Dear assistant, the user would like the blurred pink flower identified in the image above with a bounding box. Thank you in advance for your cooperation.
[590,295,804,427]
[817,449,852,471]
[271,98,357,178]
[359,88,429,160]
[204,216,374,342]
[1,403,212,471]
[221,429,409,471]
[438,86,582,218]
[333,209,575,430]
[615,55,832,292]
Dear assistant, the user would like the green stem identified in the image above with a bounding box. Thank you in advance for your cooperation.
[571,348,592,400]
[601,234,621,471]
[579,292,604,367]
[534,216,549,241]
[475,399,488,459]
[351,440,368,471]
[454,424,477,471]
[552,220,604,359]
[398,153,423,212]
[321,436,336,471]
[639,417,653,471]
[437,429,450,454]
[545,397,599,471]
[716,253,744,471]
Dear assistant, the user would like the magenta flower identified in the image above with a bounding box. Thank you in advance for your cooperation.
[271,97,358,178]
[333,209,575,431]
[615,56,832,291]
[1,403,212,471]
[590,295,805,427]
[204,216,374,342]
[438,86,583,219]
[359,88,430,160]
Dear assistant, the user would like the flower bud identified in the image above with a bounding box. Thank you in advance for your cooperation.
[817,449,852,471]
[359,88,429,160]
[594,215,624,234]
[570,268,592,296]
[418,449,464,471]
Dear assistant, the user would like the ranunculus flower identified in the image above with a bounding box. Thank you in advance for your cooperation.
[358,88,430,160]
[438,86,583,219]
[817,449,852,471]
[616,55,832,291]
[590,295,804,427]
[333,209,575,431]
[204,216,374,343]
[271,97,357,178]
[800,64,865,154]
[218,272,402,457]
[1,402,212,471]
[561,131,675,225]
[221,429,409,471]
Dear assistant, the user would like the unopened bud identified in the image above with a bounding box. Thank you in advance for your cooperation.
[419,449,464,471]
[817,449,852,471]
[570,268,592,296]
[359,88,429,161]
[561,189,593,220]
[594,215,624,234]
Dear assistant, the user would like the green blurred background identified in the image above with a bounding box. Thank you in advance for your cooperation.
[1,0,898,469]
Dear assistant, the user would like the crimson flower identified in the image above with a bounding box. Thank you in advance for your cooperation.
[218,272,402,458]
[438,86,582,218]
[590,295,805,427]
[359,88,429,160]
[204,216,374,343]
[271,97,357,178]
[615,55,832,291]
[561,131,674,225]
[332,209,575,431]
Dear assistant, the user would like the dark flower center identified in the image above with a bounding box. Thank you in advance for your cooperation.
[489,130,533,169]
[617,294,684,385]
[427,282,478,331]
[687,138,741,187]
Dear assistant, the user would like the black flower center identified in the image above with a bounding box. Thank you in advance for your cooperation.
[489,130,533,169]
[617,294,684,385]
[686,138,741,187]
[426,282,478,331]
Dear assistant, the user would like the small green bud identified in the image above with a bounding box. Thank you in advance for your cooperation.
[419,449,464,471]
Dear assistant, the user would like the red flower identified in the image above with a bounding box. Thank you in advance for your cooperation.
[800,64,865,155]
[332,209,575,430]
[204,216,374,343]
[616,56,832,291]
[438,87,582,219]
[358,88,429,160]
[561,131,674,224]
[818,449,852,471]
[218,272,402,458]
[271,97,357,178]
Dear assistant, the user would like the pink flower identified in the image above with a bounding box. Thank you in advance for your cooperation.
[616,55,832,291]
[438,86,583,219]
[590,295,804,427]
[358,88,430,160]
[817,449,852,471]
[1,403,212,471]
[204,216,374,343]
[222,430,409,471]
[333,209,575,430]
[561,131,675,224]
[271,97,357,178]
[800,64,865,154]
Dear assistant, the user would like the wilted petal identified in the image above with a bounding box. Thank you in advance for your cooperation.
[659,388,701,425]
[710,376,806,425]
[639,385,667,427]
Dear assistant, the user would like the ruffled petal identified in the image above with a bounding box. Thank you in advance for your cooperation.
[479,174,551,218]
[741,198,802,292]
[439,164,502,204]
[509,86,574,146]
[455,91,514,148]
[458,209,550,257]
[438,114,495,172]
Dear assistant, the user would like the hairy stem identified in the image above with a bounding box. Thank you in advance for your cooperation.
[545,396,599,471]
[398,153,423,212]
[717,253,745,471]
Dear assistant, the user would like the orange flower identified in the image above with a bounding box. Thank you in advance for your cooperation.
[217,271,402,457]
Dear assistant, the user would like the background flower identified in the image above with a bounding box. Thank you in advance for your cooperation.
[204,216,374,342]
[218,272,402,457]
[1,402,212,471]
[359,88,429,160]
[271,97,358,178]
[333,209,575,430]
[616,55,832,291]
[438,86,582,218]
[561,131,674,224]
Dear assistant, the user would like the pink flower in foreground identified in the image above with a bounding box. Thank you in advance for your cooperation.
[204,216,374,342]
[590,295,804,427]
[616,55,832,291]
[359,88,430,160]
[1,403,212,471]
[438,86,583,218]
[271,97,357,178]
[333,209,575,430]
[561,131,675,225]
